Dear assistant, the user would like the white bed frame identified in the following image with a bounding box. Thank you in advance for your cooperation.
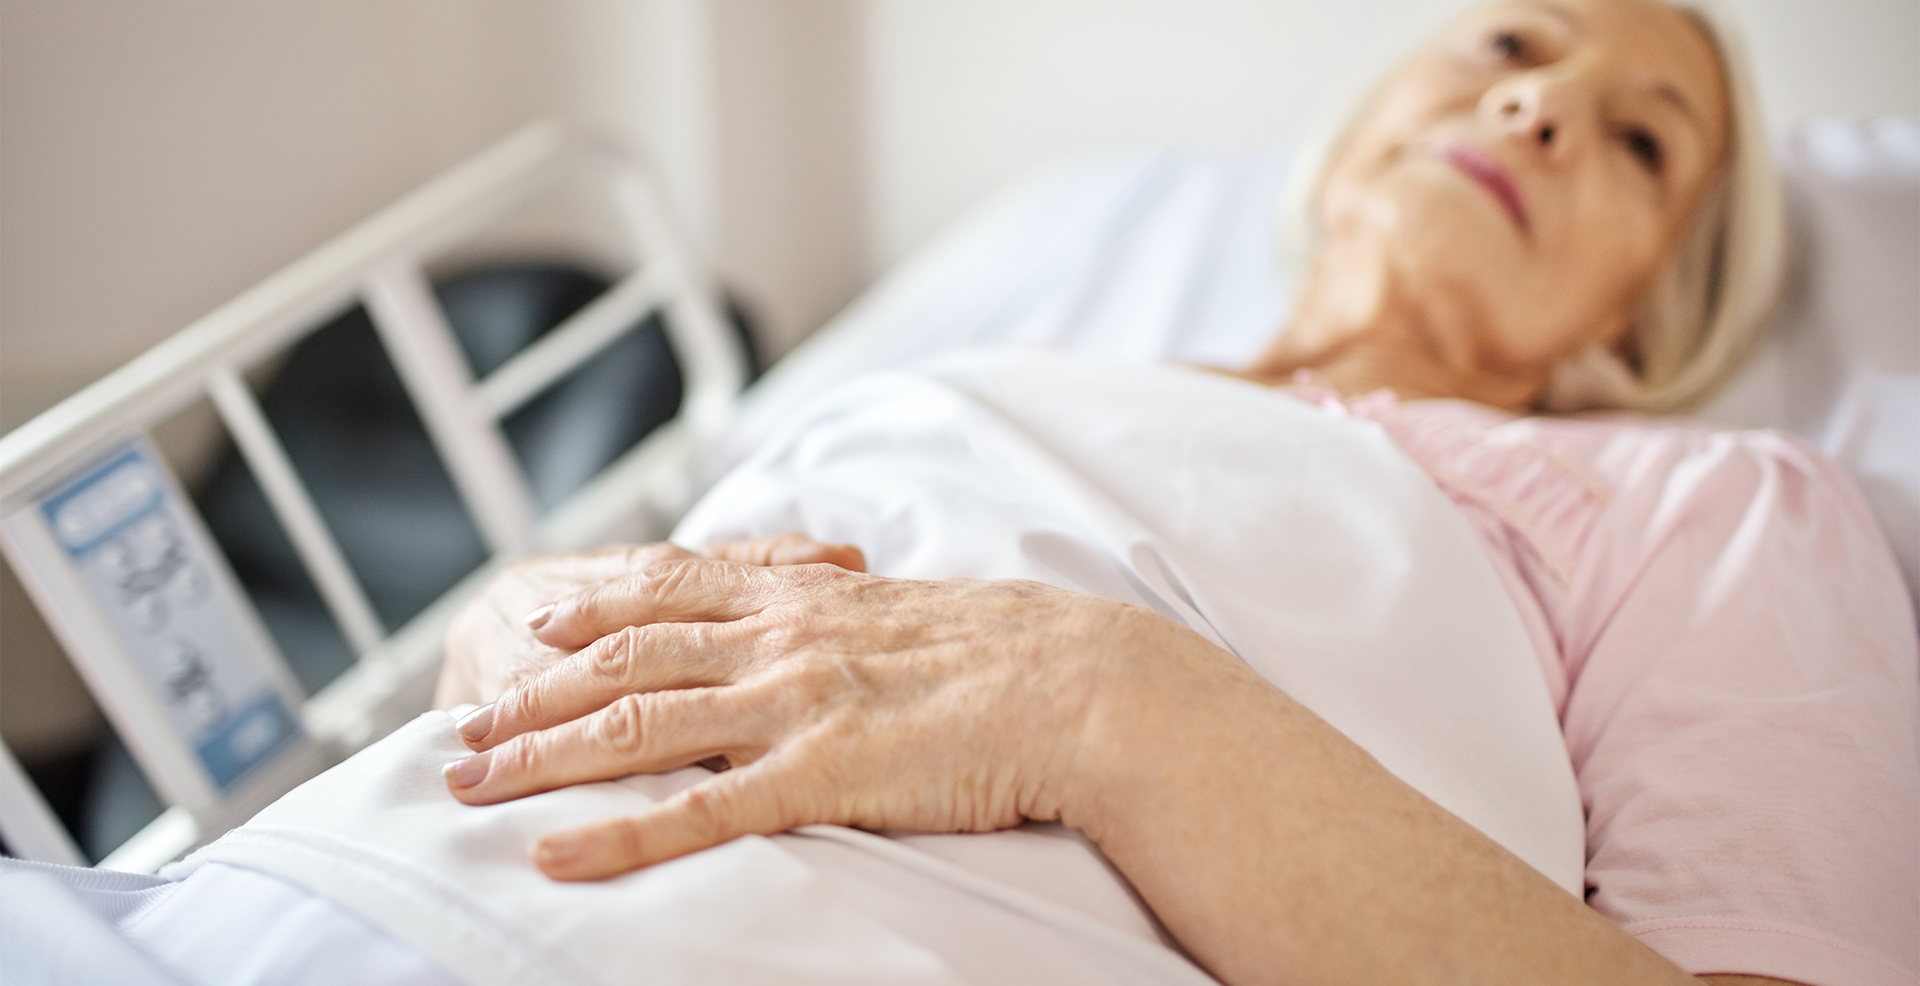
[0,122,747,871]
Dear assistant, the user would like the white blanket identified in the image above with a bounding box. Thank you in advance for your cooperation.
[175,350,1581,985]
[682,349,1583,894]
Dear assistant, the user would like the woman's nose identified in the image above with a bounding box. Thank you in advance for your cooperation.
[1480,72,1578,158]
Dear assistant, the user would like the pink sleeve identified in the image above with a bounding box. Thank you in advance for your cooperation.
[1560,427,1920,986]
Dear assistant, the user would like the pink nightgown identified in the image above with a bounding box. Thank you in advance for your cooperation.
[1306,382,1920,986]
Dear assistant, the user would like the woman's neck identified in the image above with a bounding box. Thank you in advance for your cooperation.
[1241,255,1547,412]
[1245,333,1545,410]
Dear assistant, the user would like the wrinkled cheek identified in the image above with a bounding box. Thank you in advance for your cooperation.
[1566,239,1666,351]
[1343,165,1518,271]
[1456,268,1594,365]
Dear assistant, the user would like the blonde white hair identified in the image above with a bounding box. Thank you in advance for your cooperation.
[1280,0,1786,414]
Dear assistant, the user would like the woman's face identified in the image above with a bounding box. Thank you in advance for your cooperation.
[1316,0,1730,375]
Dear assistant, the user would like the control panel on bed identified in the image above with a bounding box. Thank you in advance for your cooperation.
[0,124,750,872]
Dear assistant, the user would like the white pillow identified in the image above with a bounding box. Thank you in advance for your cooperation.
[1702,118,1920,615]
[726,127,1919,615]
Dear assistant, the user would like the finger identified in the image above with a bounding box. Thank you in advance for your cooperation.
[445,687,768,805]
[528,557,784,650]
[531,760,800,880]
[463,619,754,749]
[702,533,867,572]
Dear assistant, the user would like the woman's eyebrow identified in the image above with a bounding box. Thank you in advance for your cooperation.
[1652,82,1706,137]
[1515,0,1581,32]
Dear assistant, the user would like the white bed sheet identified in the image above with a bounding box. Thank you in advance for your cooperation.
[683,349,1587,893]
[161,350,1580,986]
[22,124,1912,984]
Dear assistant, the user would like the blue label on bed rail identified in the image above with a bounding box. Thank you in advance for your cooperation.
[195,693,295,789]
[38,441,296,789]
[43,449,165,554]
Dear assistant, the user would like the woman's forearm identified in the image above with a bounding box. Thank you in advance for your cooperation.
[447,558,1773,985]
[1065,665,1698,986]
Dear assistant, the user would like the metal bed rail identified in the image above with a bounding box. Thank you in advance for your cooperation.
[0,122,747,870]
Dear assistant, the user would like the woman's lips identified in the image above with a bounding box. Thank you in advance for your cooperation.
[1438,145,1529,233]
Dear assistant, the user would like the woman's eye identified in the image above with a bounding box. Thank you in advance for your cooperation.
[1621,127,1665,174]
[1490,30,1527,61]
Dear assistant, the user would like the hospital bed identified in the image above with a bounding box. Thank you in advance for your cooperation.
[1,116,1915,877]
[0,124,751,869]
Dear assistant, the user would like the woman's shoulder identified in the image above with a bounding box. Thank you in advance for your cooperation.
[1382,396,1838,485]
[1505,412,1887,553]
[1505,411,1915,669]
[1497,411,1892,576]
[1381,400,1907,620]
[1517,411,1829,473]
[1535,418,1920,986]
[1374,401,1865,577]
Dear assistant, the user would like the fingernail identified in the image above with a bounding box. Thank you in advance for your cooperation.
[443,752,491,789]
[456,704,495,744]
[535,831,584,865]
[524,603,556,631]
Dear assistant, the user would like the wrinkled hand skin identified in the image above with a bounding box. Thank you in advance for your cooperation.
[433,535,867,709]
[435,536,1782,986]
[440,549,1247,881]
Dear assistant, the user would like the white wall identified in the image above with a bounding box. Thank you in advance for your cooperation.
[0,1,569,425]
[0,0,867,757]
[3,0,1911,423]
[0,0,1910,761]
[710,0,868,359]
[0,0,865,436]
[863,0,1920,270]
[0,0,568,758]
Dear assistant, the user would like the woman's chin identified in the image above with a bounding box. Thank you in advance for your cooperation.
[1355,191,1530,294]
[1332,170,1526,259]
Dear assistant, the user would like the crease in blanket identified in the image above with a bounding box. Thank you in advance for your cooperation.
[680,349,1585,899]
[171,713,973,986]
[173,349,1581,986]
[0,867,182,986]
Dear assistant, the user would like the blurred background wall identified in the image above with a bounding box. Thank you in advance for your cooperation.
[865,0,1920,269]
[0,0,1912,776]
[3,0,1914,431]
[0,0,868,428]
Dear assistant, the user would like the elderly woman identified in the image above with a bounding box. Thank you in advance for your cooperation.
[426,1,1919,985]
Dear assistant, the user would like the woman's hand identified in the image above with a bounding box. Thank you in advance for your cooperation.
[433,535,866,709]
[438,544,1728,985]
[439,555,1255,881]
